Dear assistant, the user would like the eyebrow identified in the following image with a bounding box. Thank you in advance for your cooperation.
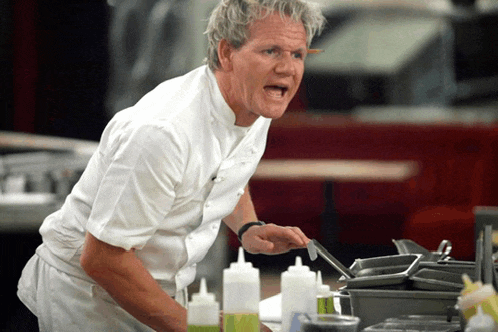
[266,45,308,54]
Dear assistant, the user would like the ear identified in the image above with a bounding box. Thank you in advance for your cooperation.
[217,39,234,71]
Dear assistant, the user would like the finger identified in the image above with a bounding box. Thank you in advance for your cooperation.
[286,226,310,247]
[272,226,307,247]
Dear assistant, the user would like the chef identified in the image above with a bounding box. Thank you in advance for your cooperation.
[17,0,326,331]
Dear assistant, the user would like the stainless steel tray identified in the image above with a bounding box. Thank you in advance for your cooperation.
[363,321,460,332]
[343,288,460,330]
[341,254,423,289]
[410,268,464,292]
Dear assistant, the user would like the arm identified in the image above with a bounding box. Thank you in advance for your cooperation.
[80,232,187,332]
[223,185,309,254]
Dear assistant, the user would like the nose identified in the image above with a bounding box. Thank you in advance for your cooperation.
[275,52,296,76]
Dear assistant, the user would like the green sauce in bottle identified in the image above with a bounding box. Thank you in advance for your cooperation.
[316,271,334,314]
[223,313,259,332]
[223,248,261,332]
[317,296,334,314]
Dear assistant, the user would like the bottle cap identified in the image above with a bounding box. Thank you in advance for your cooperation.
[223,246,259,282]
[316,270,332,297]
[191,278,216,303]
[229,246,254,270]
[288,256,311,273]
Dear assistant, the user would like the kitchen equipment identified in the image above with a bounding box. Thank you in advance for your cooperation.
[346,254,422,289]
[484,225,494,285]
[298,313,361,332]
[307,239,354,279]
[476,234,483,282]
[281,256,317,332]
[465,305,497,332]
[187,278,220,331]
[419,261,476,276]
[392,239,452,262]
[223,247,260,332]
[343,288,460,330]
[316,271,334,314]
[363,316,461,332]
[308,239,422,289]
[410,268,464,292]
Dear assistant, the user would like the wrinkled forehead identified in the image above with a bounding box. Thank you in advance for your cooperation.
[246,12,307,46]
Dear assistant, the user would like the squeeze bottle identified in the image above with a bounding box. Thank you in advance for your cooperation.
[187,278,220,332]
[223,246,260,332]
[281,256,317,332]
[465,305,498,332]
[458,274,498,323]
[316,270,334,314]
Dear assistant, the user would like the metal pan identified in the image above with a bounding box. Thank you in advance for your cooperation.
[307,239,422,289]
[410,268,464,292]
[345,254,423,289]
[392,239,452,262]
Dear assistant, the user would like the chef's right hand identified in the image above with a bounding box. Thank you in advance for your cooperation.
[241,223,309,255]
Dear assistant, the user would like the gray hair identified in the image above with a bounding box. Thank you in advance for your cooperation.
[204,0,326,71]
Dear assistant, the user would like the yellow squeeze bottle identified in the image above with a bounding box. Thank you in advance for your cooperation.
[458,274,498,323]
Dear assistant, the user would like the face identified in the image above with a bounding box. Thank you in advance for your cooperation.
[221,13,307,126]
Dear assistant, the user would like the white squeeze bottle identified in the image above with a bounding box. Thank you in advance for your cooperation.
[223,246,260,332]
[281,256,317,332]
[188,278,220,331]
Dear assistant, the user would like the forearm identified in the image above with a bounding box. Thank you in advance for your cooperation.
[223,184,258,233]
[80,233,187,332]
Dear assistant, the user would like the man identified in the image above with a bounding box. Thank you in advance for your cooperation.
[17,0,325,331]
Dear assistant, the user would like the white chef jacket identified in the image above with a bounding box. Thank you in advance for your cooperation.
[18,65,271,324]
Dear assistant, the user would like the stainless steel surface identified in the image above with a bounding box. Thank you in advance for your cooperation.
[475,235,483,282]
[484,224,493,285]
[345,254,422,289]
[392,239,452,262]
[436,240,452,261]
[308,239,355,279]
[410,268,464,292]
[393,239,431,256]
[344,288,460,330]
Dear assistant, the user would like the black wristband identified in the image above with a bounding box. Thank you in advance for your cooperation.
[237,221,265,241]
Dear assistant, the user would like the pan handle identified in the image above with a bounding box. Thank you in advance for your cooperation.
[437,240,452,260]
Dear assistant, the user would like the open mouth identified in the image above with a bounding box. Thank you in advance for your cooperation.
[264,85,288,98]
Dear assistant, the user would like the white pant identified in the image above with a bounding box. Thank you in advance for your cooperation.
[18,253,187,332]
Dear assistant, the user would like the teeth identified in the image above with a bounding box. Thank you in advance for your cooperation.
[265,86,287,98]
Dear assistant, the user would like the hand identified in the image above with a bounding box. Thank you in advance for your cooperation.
[241,223,310,255]
[261,322,273,332]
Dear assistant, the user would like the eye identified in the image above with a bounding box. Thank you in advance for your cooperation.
[292,51,304,60]
[264,48,276,56]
